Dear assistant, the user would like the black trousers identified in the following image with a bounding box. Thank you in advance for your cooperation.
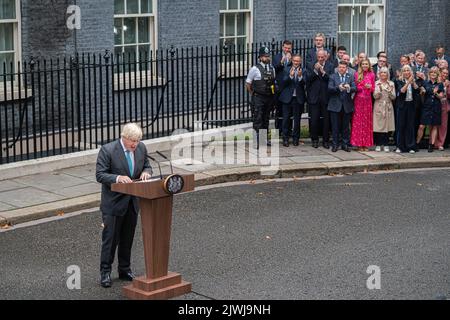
[330,109,351,147]
[100,201,138,273]
[309,101,330,142]
[282,99,303,140]
[397,101,417,152]
[374,132,389,146]
[252,94,274,133]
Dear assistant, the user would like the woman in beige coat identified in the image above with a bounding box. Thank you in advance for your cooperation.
[373,67,396,152]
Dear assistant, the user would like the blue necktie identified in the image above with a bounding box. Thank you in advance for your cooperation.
[125,150,134,176]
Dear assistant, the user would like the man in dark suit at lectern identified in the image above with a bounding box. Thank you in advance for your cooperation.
[96,123,152,288]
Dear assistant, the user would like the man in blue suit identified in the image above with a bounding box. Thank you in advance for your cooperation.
[429,45,450,68]
[306,49,335,149]
[273,40,293,132]
[328,61,356,152]
[279,54,306,147]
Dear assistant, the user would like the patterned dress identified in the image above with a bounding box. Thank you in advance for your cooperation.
[351,71,376,147]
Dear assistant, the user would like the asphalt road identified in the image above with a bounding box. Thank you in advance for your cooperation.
[0,169,449,300]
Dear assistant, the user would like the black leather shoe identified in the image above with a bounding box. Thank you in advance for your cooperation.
[293,140,299,146]
[322,142,330,149]
[100,272,112,288]
[428,144,434,153]
[332,146,338,152]
[283,139,289,147]
[342,145,351,152]
[119,270,135,281]
[312,141,319,148]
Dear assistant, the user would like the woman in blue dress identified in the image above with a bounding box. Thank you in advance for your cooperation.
[416,67,446,152]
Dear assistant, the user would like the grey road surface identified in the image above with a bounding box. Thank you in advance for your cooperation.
[0,169,449,300]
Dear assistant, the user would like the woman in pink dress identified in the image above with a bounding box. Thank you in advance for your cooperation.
[351,58,375,151]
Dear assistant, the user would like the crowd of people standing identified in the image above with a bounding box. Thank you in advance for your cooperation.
[246,33,450,153]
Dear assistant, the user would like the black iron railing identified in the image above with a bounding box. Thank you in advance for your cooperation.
[0,38,336,164]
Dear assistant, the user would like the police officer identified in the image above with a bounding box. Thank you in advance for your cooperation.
[245,46,276,149]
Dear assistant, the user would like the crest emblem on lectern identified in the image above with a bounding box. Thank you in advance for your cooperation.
[163,174,185,195]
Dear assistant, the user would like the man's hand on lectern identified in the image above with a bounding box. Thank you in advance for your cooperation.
[117,175,133,183]
[140,172,152,181]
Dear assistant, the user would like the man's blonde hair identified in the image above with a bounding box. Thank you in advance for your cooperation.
[121,123,143,141]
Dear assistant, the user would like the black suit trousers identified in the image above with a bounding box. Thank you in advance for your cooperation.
[282,99,303,140]
[252,94,274,132]
[330,109,352,147]
[100,201,138,273]
[309,101,330,142]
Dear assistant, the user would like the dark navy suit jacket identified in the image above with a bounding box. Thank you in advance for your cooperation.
[328,72,356,114]
[278,66,306,105]
[305,61,335,105]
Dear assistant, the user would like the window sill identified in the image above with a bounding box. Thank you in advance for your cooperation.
[113,74,166,91]
[0,88,33,103]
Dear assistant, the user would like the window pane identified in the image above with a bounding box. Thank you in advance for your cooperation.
[220,0,227,10]
[367,32,380,57]
[114,19,123,46]
[228,0,238,10]
[123,18,137,44]
[127,0,139,14]
[225,14,235,37]
[236,13,246,36]
[352,6,367,31]
[114,46,123,57]
[0,0,16,19]
[141,0,152,13]
[138,17,150,43]
[337,33,351,55]
[354,0,369,3]
[224,37,235,47]
[240,0,249,9]
[338,6,352,32]
[114,0,125,14]
[352,33,366,57]
[367,6,383,32]
[236,37,246,52]
[0,52,14,74]
[338,0,352,3]
[370,0,383,3]
[220,14,224,37]
[0,23,14,51]
[138,44,151,60]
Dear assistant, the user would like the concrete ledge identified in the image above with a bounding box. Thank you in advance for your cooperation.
[0,122,253,181]
[1,194,100,226]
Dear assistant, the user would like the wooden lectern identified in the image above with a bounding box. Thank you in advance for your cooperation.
[112,174,194,300]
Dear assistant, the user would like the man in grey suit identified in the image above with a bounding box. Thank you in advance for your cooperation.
[328,61,356,152]
[96,123,152,288]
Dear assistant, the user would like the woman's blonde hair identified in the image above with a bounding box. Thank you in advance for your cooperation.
[399,65,413,81]
[357,58,372,83]
[121,123,143,141]
[377,66,389,78]
[428,66,441,80]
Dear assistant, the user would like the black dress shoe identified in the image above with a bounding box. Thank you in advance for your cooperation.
[293,140,299,146]
[428,144,434,153]
[342,145,351,152]
[100,272,112,288]
[312,141,319,148]
[322,142,330,149]
[332,146,338,152]
[283,140,289,147]
[119,270,135,281]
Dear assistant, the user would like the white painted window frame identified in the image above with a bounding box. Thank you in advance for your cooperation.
[337,0,386,63]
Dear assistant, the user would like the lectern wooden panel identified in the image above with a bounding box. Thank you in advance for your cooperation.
[112,174,194,300]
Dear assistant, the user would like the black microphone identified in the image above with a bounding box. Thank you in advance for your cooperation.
[146,154,163,180]
[156,151,174,175]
